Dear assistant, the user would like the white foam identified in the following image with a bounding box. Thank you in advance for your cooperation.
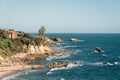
[75,50,82,52]
[47,67,66,75]
[78,40,84,42]
[60,78,65,80]
[60,43,68,45]
[1,72,21,80]
[64,46,78,48]
[114,62,120,65]
[46,71,52,75]
[102,54,107,57]
[50,67,66,71]
[46,54,70,60]
[66,63,79,69]
[89,62,114,66]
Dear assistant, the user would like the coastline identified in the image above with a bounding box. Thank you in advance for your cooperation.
[0,64,45,79]
[0,49,67,79]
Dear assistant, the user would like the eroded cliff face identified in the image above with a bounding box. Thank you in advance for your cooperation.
[0,56,4,62]
[28,45,52,54]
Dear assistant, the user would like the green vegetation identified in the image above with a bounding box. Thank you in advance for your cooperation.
[0,28,49,59]
[39,26,46,39]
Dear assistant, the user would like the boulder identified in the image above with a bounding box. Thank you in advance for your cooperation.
[44,46,52,53]
[93,47,104,53]
[45,38,54,44]
[70,38,79,42]
[31,63,45,69]
[48,62,67,68]
[52,38,62,42]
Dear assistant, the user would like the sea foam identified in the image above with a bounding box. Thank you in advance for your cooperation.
[1,72,21,80]
[46,54,70,60]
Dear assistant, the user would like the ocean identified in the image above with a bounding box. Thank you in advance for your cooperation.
[2,33,120,80]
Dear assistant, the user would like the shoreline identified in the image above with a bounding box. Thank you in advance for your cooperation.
[0,49,70,79]
[0,64,45,79]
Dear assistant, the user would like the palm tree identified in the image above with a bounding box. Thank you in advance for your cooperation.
[39,26,46,39]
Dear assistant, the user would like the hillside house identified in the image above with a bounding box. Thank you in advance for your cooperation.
[6,29,18,39]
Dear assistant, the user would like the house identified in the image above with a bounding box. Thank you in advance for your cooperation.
[6,29,18,39]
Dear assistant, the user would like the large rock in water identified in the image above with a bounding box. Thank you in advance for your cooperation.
[48,61,77,69]
[52,38,62,42]
[70,38,79,42]
[93,47,104,53]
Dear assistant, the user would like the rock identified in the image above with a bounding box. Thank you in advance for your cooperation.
[52,38,62,42]
[31,63,45,69]
[26,55,36,61]
[48,62,67,68]
[28,45,35,54]
[0,56,4,61]
[39,45,45,53]
[45,38,54,44]
[48,61,78,69]
[93,47,104,53]
[70,38,79,42]
[44,46,52,53]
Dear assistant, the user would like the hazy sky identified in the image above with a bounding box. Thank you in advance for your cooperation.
[0,0,120,33]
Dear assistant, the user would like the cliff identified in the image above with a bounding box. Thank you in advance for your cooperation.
[0,29,52,64]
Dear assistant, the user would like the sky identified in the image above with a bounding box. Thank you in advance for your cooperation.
[0,0,120,33]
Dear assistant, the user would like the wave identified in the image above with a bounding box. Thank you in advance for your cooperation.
[46,67,66,75]
[64,46,79,48]
[114,62,120,65]
[46,54,70,60]
[59,78,65,80]
[102,54,107,57]
[87,62,114,66]
[59,43,68,45]
[51,46,65,50]
[1,72,21,80]
[1,69,39,80]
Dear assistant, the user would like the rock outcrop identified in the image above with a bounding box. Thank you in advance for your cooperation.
[48,61,77,69]
[52,38,62,42]
[70,38,79,42]
[93,47,104,53]
[31,63,45,69]
[28,45,52,54]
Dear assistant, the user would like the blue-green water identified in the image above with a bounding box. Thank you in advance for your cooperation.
[2,33,120,80]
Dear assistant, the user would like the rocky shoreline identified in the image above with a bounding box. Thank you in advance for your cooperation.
[0,47,73,79]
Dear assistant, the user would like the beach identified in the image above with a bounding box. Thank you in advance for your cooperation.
[0,48,67,79]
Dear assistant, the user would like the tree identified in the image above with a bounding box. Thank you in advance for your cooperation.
[39,26,46,39]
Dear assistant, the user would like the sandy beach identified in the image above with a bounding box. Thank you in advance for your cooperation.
[0,64,45,78]
[0,65,30,78]
[0,52,45,79]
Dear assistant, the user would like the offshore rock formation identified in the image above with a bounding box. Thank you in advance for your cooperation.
[48,61,77,69]
[93,47,104,53]
[70,38,79,42]
[52,38,63,42]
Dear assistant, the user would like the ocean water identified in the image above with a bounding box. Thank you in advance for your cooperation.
[2,33,120,80]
